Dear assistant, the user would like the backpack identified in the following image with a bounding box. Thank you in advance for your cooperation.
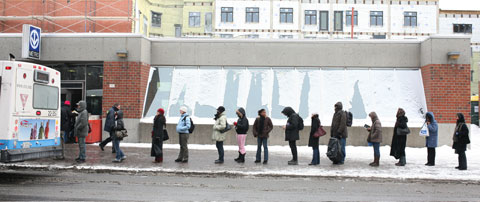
[327,137,344,163]
[345,111,353,127]
[183,116,195,134]
[297,114,304,131]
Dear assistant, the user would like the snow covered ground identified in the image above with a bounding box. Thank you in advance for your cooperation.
[4,125,479,182]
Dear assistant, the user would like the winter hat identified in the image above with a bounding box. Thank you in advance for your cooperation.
[64,101,71,106]
[157,108,165,115]
[217,106,225,113]
[180,106,188,113]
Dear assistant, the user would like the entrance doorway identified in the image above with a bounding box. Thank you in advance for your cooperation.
[61,81,85,110]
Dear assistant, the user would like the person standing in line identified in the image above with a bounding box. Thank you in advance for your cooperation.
[309,114,321,166]
[425,112,438,166]
[253,109,273,164]
[112,110,126,163]
[100,103,120,153]
[330,102,348,164]
[452,113,470,170]
[175,106,191,163]
[58,101,73,159]
[212,106,227,164]
[281,107,301,165]
[74,101,89,163]
[234,108,249,163]
[390,108,409,166]
[366,112,382,167]
[152,108,166,163]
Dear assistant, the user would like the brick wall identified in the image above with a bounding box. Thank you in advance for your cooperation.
[421,64,471,123]
[103,61,150,119]
[0,0,132,33]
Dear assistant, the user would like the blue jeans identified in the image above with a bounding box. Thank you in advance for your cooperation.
[256,137,268,161]
[311,146,320,165]
[78,137,86,160]
[113,136,125,160]
[340,138,346,163]
[372,142,380,157]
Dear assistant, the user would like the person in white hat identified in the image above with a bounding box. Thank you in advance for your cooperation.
[175,106,191,163]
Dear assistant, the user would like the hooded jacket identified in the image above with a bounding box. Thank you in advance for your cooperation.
[235,108,249,134]
[176,113,191,134]
[453,113,470,151]
[367,112,382,143]
[74,101,89,138]
[425,112,438,148]
[330,102,348,139]
[212,112,227,141]
[104,105,119,133]
[114,110,125,131]
[282,107,300,141]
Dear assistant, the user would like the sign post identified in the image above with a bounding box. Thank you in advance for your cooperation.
[21,24,41,60]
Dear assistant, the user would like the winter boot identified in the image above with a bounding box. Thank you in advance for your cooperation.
[234,151,241,162]
[370,156,380,167]
[369,155,376,166]
[237,153,245,163]
[396,156,406,166]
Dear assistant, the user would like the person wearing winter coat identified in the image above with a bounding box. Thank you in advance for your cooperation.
[253,109,273,164]
[175,106,191,163]
[425,112,438,166]
[452,113,470,170]
[152,108,166,163]
[366,112,382,167]
[281,107,300,165]
[390,108,409,166]
[212,106,227,164]
[58,101,73,159]
[100,104,120,153]
[234,108,249,163]
[74,101,88,163]
[330,102,348,164]
[112,110,126,163]
[309,114,321,165]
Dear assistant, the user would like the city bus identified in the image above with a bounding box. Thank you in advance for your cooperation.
[0,61,62,162]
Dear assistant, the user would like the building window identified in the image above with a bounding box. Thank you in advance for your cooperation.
[247,34,259,38]
[221,7,233,23]
[370,11,383,26]
[404,12,417,27]
[372,34,386,39]
[453,24,472,34]
[346,10,358,26]
[143,15,148,36]
[334,11,343,31]
[205,13,212,32]
[220,34,233,38]
[189,12,201,27]
[305,10,317,25]
[280,8,293,23]
[246,7,259,23]
[151,12,161,27]
[279,35,293,39]
[319,11,328,31]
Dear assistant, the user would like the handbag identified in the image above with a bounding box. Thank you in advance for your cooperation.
[163,129,169,141]
[115,129,128,139]
[419,123,429,137]
[396,127,411,136]
[313,126,327,138]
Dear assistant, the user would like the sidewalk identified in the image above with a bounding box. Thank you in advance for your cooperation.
[2,127,479,183]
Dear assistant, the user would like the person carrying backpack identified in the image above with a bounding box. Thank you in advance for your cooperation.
[175,106,191,163]
[281,107,302,165]
[330,102,348,164]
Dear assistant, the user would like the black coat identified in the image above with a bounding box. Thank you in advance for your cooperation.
[235,108,249,134]
[152,114,166,139]
[453,123,470,152]
[308,117,320,147]
[104,106,118,132]
[282,107,300,141]
[330,102,348,139]
[60,104,73,131]
[390,116,408,159]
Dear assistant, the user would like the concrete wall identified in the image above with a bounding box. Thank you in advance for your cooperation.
[151,39,421,67]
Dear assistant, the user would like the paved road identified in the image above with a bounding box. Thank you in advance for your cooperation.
[0,169,479,201]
